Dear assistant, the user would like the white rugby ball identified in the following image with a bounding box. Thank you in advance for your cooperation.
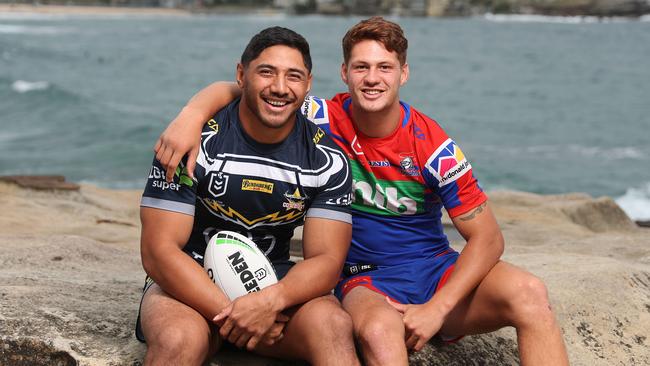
[204,231,278,300]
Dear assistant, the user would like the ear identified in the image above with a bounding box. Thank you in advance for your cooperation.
[340,62,349,85]
[400,62,409,86]
[306,73,313,95]
[236,63,245,88]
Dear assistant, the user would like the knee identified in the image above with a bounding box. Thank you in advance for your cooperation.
[508,274,554,324]
[319,306,354,338]
[146,326,208,365]
[357,318,403,348]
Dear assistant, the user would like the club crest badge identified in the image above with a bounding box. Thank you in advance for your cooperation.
[399,154,420,176]
[283,188,307,212]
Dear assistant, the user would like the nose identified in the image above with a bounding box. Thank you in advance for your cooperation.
[269,75,288,97]
[364,67,380,85]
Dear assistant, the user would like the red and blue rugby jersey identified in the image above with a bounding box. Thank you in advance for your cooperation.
[302,93,487,267]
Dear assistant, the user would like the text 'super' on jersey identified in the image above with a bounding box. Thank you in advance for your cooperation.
[141,99,353,263]
[302,93,487,267]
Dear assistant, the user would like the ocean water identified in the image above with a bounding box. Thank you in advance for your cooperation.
[1,12,649,219]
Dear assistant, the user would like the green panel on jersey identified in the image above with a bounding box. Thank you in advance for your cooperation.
[349,160,426,216]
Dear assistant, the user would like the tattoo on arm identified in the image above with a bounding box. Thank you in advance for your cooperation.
[459,202,487,221]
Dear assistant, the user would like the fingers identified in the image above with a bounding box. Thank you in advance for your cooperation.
[215,305,234,338]
[156,148,174,179]
[218,317,234,339]
[232,329,250,348]
[246,335,261,351]
[262,331,283,346]
[165,151,184,182]
[155,142,167,163]
[405,332,418,350]
[261,322,285,347]
[213,304,232,323]
[275,313,289,323]
[153,138,162,153]
[187,146,199,180]
[414,337,427,352]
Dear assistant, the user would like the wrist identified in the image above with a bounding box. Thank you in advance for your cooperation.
[261,282,287,313]
[426,295,455,318]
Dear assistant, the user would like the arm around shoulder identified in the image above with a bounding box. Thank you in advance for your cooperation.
[156,81,241,181]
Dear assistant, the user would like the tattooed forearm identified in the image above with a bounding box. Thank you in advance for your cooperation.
[459,202,487,221]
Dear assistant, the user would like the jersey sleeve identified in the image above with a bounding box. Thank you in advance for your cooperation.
[305,139,353,225]
[420,127,487,218]
[140,157,198,216]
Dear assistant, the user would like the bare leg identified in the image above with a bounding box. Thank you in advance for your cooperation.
[440,261,569,366]
[254,295,360,366]
[140,284,221,366]
[342,287,408,366]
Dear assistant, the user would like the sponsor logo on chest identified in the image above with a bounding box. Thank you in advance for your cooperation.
[241,179,274,194]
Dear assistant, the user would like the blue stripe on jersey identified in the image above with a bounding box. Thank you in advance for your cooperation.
[399,101,411,128]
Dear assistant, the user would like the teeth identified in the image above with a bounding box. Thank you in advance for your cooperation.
[265,99,288,107]
[364,90,381,95]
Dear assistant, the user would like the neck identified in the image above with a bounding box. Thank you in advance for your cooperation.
[238,100,295,144]
[350,101,402,138]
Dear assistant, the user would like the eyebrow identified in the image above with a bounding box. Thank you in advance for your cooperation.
[256,63,308,77]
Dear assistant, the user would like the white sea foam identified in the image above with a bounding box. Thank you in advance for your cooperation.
[483,13,631,24]
[640,14,650,22]
[12,80,50,93]
[616,182,650,221]
[0,24,70,34]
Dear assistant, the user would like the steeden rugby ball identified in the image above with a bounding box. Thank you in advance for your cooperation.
[204,231,278,300]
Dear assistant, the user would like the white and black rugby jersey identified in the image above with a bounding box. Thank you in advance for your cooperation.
[141,98,352,263]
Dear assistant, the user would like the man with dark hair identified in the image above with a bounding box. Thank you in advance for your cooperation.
[137,26,359,365]
[155,17,569,366]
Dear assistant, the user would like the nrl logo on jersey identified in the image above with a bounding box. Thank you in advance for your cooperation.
[425,138,472,186]
[208,172,229,197]
[283,188,307,211]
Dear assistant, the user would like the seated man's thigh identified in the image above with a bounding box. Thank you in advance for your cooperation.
[439,261,542,337]
[254,294,353,361]
[140,283,220,357]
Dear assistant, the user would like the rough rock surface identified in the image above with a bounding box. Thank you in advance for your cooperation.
[1,182,648,365]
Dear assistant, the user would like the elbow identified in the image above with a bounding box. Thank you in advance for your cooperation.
[492,230,505,259]
[140,240,159,278]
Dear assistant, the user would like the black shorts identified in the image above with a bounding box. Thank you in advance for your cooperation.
[135,260,295,343]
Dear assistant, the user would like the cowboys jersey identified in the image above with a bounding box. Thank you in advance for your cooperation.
[141,98,352,263]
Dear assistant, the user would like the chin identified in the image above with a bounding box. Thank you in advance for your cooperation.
[260,115,293,129]
[357,100,388,114]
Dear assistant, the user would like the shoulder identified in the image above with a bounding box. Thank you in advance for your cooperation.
[297,113,344,155]
[200,99,239,146]
[406,104,450,146]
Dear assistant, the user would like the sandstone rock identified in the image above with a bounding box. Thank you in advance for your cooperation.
[1,183,648,365]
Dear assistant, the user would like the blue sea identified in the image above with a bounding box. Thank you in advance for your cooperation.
[1,12,649,220]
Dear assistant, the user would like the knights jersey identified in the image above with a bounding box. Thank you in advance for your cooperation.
[141,98,352,264]
[301,93,487,267]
